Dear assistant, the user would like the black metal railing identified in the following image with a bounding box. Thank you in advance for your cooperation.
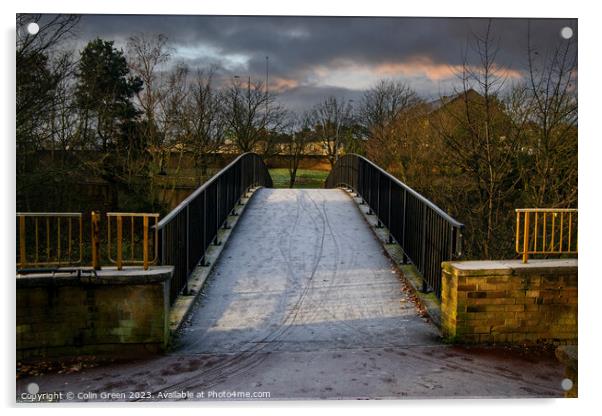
[157,153,272,304]
[325,154,463,298]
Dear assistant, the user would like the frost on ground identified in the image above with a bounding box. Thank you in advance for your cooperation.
[16,189,565,400]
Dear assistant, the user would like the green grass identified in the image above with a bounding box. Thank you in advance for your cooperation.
[269,169,329,189]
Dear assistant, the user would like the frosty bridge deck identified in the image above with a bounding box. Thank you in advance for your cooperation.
[174,188,440,354]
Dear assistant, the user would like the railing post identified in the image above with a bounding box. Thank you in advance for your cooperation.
[186,205,190,277]
[143,215,149,270]
[421,207,427,292]
[522,211,530,263]
[205,189,213,261]
[401,189,407,262]
[388,179,393,243]
[376,172,381,226]
[18,216,26,268]
[116,215,123,270]
[91,211,100,270]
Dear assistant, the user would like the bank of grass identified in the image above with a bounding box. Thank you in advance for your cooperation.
[269,169,329,189]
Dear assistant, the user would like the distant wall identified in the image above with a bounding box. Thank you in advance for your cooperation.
[441,259,577,344]
[17,267,173,360]
[264,154,331,171]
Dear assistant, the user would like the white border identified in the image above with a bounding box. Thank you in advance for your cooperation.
[2,1,599,415]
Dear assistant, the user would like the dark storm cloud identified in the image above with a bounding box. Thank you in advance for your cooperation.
[30,14,577,110]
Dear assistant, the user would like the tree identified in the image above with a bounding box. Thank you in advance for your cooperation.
[127,33,172,205]
[155,64,190,199]
[519,24,578,208]
[310,96,354,167]
[222,78,286,154]
[359,79,422,177]
[285,113,312,188]
[431,20,521,258]
[182,68,226,183]
[75,38,146,208]
[16,14,80,211]
[76,38,143,151]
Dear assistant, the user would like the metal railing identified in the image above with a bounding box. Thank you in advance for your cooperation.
[17,211,159,272]
[516,208,578,263]
[16,212,84,269]
[107,213,160,270]
[156,152,272,304]
[325,154,464,298]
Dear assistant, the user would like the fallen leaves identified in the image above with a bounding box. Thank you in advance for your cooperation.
[17,356,108,379]
[400,278,430,321]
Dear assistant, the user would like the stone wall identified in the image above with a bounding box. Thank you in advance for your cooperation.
[17,267,173,360]
[441,259,577,344]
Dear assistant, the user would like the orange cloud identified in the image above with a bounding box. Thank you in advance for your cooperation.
[374,56,523,81]
[313,56,523,85]
[269,77,300,92]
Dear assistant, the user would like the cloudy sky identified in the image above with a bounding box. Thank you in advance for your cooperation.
[40,15,578,112]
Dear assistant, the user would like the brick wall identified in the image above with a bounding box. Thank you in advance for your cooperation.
[17,267,173,360]
[441,259,577,344]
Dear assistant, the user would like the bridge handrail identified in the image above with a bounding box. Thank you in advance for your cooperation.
[348,154,464,228]
[156,152,272,304]
[158,152,252,228]
[325,153,464,298]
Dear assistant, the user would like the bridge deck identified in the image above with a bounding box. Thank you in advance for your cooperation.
[174,188,440,354]
[16,188,565,400]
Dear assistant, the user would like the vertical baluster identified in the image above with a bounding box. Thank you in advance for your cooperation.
[568,212,573,252]
[533,212,538,253]
[550,213,556,252]
[46,217,50,262]
[559,212,564,252]
[19,216,26,267]
[522,211,530,263]
[116,215,123,270]
[35,217,39,264]
[68,217,72,261]
[542,212,546,253]
[57,217,61,263]
[143,215,149,270]
[131,216,135,261]
[515,211,520,254]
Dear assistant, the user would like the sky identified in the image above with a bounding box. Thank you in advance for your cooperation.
[34,14,578,112]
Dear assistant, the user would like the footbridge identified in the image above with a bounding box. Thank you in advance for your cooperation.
[158,152,464,306]
[17,153,573,400]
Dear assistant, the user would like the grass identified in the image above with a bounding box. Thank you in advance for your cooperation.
[268,169,329,189]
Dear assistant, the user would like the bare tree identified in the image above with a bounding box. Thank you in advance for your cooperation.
[310,96,354,167]
[431,20,520,258]
[182,68,226,184]
[520,24,578,208]
[16,14,80,210]
[285,113,312,188]
[157,64,189,198]
[126,33,172,205]
[359,79,421,176]
[16,14,80,157]
[222,78,286,154]
[127,33,171,145]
